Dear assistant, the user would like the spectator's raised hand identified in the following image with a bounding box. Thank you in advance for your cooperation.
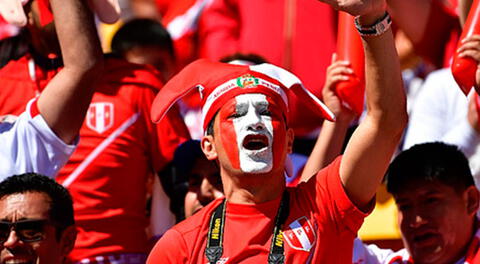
[300,54,356,182]
[457,35,480,91]
[0,0,120,27]
[0,0,28,26]
[318,0,386,17]
[322,53,355,122]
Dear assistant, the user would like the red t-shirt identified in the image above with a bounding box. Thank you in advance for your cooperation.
[147,156,368,263]
[0,56,191,260]
[0,55,59,115]
[57,59,190,261]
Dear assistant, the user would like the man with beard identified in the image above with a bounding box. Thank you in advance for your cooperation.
[146,0,407,262]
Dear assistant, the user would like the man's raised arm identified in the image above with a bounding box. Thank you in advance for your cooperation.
[36,0,104,144]
[320,0,408,210]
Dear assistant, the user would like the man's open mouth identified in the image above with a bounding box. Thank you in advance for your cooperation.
[242,134,269,151]
[411,231,440,247]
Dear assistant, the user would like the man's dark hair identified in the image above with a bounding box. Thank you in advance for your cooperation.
[0,173,74,240]
[111,18,175,58]
[159,140,204,222]
[386,142,475,195]
[205,111,219,136]
[206,116,215,136]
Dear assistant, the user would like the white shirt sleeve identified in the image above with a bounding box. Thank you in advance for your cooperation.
[0,99,77,180]
[442,112,480,158]
[352,238,411,264]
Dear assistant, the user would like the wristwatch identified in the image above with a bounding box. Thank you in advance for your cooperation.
[354,12,392,37]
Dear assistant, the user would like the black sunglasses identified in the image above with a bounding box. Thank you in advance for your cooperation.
[0,219,49,243]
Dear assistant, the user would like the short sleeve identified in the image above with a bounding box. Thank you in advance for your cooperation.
[0,99,76,179]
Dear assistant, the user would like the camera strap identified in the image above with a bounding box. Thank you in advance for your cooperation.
[205,191,290,264]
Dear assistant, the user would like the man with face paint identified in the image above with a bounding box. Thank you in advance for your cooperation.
[147,0,407,262]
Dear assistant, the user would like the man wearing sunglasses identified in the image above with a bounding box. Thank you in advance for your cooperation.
[0,173,76,264]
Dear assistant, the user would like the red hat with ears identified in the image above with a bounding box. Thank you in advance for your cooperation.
[151,59,335,132]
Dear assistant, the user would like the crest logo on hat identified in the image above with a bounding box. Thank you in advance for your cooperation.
[236,74,259,89]
[284,216,316,252]
[86,102,114,134]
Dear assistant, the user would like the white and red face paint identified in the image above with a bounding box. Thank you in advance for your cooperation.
[218,93,287,174]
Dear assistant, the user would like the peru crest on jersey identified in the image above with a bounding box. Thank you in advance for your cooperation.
[284,216,317,252]
[86,102,114,134]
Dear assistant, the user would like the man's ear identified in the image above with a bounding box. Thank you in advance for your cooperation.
[59,225,77,257]
[286,128,294,154]
[464,185,480,215]
[201,135,218,161]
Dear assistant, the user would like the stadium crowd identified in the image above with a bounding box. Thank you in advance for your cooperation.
[0,0,480,263]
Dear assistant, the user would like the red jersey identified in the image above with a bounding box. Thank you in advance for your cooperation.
[147,157,368,263]
[0,54,59,115]
[0,55,191,260]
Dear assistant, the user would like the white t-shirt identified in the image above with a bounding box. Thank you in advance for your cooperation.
[0,99,76,180]
[403,68,480,183]
[352,238,410,264]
